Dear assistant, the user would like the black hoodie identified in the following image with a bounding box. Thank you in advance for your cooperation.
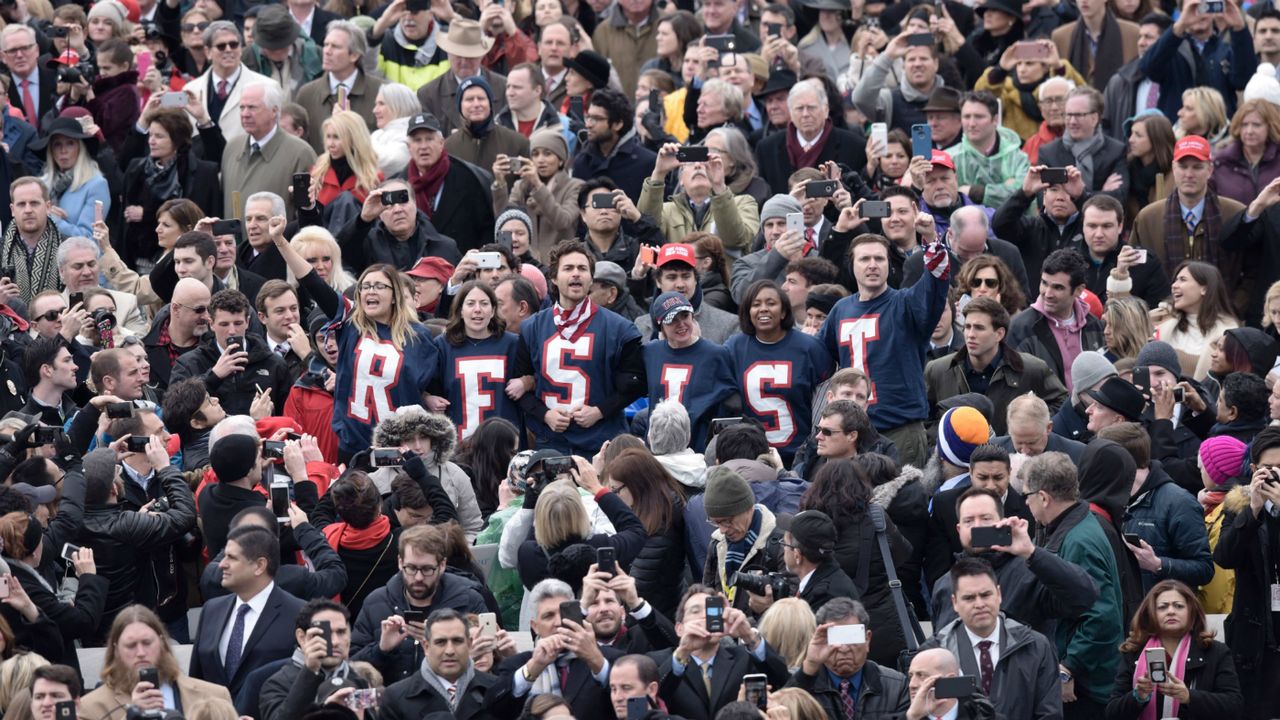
[1076,438,1144,623]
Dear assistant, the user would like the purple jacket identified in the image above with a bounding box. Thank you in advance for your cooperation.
[1211,140,1280,207]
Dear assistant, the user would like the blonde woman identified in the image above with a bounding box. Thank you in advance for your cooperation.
[36,121,109,240]
[0,652,49,720]
[369,83,419,177]
[768,687,829,720]
[311,110,383,207]
[80,606,231,720]
[288,226,357,295]
[1102,296,1154,363]
[1176,87,1229,145]
[758,598,815,672]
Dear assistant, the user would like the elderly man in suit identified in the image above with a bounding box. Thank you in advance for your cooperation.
[294,19,383,153]
[417,19,508,136]
[189,22,277,139]
[189,524,305,707]
[2,25,55,128]
[220,82,317,220]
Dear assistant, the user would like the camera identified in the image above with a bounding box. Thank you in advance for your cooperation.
[151,496,170,513]
[50,25,69,38]
[91,308,116,328]
[732,571,794,599]
[262,440,285,460]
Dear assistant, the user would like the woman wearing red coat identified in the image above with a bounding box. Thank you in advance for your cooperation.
[310,110,383,208]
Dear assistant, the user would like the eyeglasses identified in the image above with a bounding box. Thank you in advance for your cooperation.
[584,113,610,124]
[971,277,1000,289]
[213,40,241,51]
[1065,111,1097,120]
[176,303,209,315]
[181,21,211,32]
[815,426,843,437]
[1039,97,1067,106]
[360,281,393,292]
[402,564,439,578]
[706,517,737,529]
[3,43,35,55]
[34,310,62,322]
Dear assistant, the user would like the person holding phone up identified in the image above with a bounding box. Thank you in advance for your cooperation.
[640,142,759,252]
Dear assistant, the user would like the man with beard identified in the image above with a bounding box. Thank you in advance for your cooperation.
[572,87,656,203]
[755,79,867,196]
[928,486,1098,637]
[580,563,677,653]
[260,600,373,720]
[142,278,211,392]
[351,524,488,684]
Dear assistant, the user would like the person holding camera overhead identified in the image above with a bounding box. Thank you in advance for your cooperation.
[640,142,759,252]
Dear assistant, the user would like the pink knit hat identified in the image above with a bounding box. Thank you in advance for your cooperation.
[1199,436,1248,487]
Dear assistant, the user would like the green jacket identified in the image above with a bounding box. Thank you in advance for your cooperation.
[242,37,322,97]
[637,178,760,252]
[945,126,1029,210]
[1040,502,1124,703]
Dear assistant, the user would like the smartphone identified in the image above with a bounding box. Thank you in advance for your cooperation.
[94,200,103,223]
[912,123,933,158]
[1133,247,1149,264]
[210,219,241,236]
[68,291,84,308]
[862,200,891,218]
[61,543,80,562]
[1040,167,1069,184]
[292,172,311,210]
[371,449,404,467]
[380,189,410,206]
[405,0,429,11]
[34,426,59,445]
[640,245,657,265]
[474,252,503,270]
[402,609,427,624]
[569,96,584,120]
[870,122,888,148]
[126,435,150,452]
[709,417,744,439]
[1201,0,1224,12]
[261,440,286,460]
[55,701,75,720]
[270,481,290,520]
[285,432,303,441]
[626,696,651,720]
[314,619,332,655]
[744,674,769,710]
[591,191,619,209]
[478,612,497,637]
[827,624,867,645]
[136,50,152,78]
[805,180,839,198]
[705,33,736,53]
[675,146,710,163]
[1146,647,1168,682]
[969,525,1013,548]
[786,212,805,234]
[225,335,246,352]
[906,33,934,46]
[704,596,725,632]
[106,401,134,419]
[1013,40,1051,59]
[542,455,575,478]
[1131,367,1151,397]
[1172,386,1186,402]
[138,667,160,687]
[0,576,10,600]
[345,688,379,711]
[765,21,782,38]
[597,546,617,576]
[498,231,514,250]
[933,675,977,699]
[559,600,585,626]
[159,91,186,108]
[1123,532,1143,546]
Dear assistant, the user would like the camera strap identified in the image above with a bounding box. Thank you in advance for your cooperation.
[870,505,921,653]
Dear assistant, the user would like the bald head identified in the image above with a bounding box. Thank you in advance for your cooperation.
[170,278,211,338]
[912,648,960,675]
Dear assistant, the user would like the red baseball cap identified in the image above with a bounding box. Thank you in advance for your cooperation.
[656,243,696,268]
[1173,135,1211,162]
[930,149,955,171]
[406,256,454,285]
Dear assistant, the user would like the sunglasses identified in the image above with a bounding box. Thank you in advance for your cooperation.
[181,21,211,32]
[213,40,241,51]
[35,310,62,322]
[971,277,1000,289]
[815,427,842,437]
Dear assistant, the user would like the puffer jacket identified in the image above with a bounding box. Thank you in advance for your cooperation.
[370,411,483,539]
[786,660,910,720]
[874,464,931,616]
[627,493,687,619]
[1123,461,1215,592]
[638,177,760,253]
[1212,140,1280,207]
[78,465,197,643]
[922,615,1064,720]
[1199,485,1243,614]
[944,125,1030,209]
[703,504,786,618]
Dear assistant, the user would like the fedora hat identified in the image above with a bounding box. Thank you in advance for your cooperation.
[755,67,797,99]
[437,19,493,59]
[565,50,611,90]
[922,86,963,114]
[253,4,300,51]
[975,0,1023,17]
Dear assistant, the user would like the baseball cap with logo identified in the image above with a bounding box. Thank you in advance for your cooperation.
[1173,135,1211,162]
[930,149,955,171]
[651,291,695,326]
[407,113,443,135]
[656,243,696,268]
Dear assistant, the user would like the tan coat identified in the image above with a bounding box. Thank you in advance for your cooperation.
[493,169,584,262]
[591,5,659,97]
[1051,18,1141,88]
[79,676,233,720]
[417,69,509,137]
[637,177,759,252]
[100,245,164,313]
[220,128,318,219]
[294,70,385,154]
[443,123,531,175]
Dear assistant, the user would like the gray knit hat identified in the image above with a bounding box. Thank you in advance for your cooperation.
[530,128,568,163]
[760,194,802,223]
[1070,351,1117,404]
[494,207,534,243]
[703,466,755,518]
[1136,340,1181,378]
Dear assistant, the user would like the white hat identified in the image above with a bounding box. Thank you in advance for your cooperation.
[1245,62,1280,108]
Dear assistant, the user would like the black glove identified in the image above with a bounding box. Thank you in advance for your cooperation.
[522,472,544,509]
[50,430,80,472]
[347,449,373,473]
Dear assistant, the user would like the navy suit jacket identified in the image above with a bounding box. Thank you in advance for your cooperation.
[189,584,305,700]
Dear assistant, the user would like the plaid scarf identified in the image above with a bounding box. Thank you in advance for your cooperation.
[155,318,187,367]
[552,298,596,343]
[0,220,63,303]
[723,507,761,580]
[1161,189,1223,271]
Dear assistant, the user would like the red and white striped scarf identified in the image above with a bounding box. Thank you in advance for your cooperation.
[553,298,596,343]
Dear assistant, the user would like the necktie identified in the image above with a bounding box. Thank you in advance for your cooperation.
[803,227,816,254]
[224,603,252,679]
[20,79,35,125]
[446,683,457,707]
[700,663,712,699]
[1145,81,1159,111]
[977,640,994,695]
[839,678,856,720]
[275,343,288,356]
[250,141,261,157]
[1185,210,1197,234]
[557,663,569,692]
[217,78,229,100]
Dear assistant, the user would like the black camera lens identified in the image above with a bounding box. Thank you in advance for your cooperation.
[91,308,116,327]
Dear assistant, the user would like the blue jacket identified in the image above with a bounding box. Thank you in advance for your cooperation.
[1123,460,1215,591]
[3,114,39,176]
[1140,25,1257,121]
[52,174,110,239]
[571,129,656,202]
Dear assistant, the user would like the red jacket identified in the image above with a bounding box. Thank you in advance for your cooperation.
[315,166,381,207]
[1022,121,1063,165]
[282,382,340,465]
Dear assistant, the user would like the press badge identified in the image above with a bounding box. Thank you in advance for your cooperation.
[1271,584,1280,612]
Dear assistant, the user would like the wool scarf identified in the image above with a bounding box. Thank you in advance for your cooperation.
[144,156,182,203]
[409,153,451,219]
[323,515,392,551]
[1,220,62,303]
[1161,189,1223,269]
[785,119,832,172]
[723,507,761,580]
[420,659,476,711]
[1062,131,1106,189]
[1068,10,1126,90]
[1134,634,1191,720]
[553,298,596,343]
[395,22,439,67]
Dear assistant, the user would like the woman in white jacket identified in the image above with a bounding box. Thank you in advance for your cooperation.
[368,83,420,178]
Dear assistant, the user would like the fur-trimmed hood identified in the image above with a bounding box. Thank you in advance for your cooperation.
[1223,483,1253,514]
[873,463,923,508]
[372,405,456,463]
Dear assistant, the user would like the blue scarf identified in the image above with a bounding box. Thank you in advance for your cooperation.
[724,507,761,579]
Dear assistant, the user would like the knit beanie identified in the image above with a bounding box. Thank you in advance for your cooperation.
[456,75,494,113]
[210,434,260,482]
[937,406,990,469]
[1199,435,1248,488]
[1245,62,1280,107]
[88,0,127,27]
[703,466,755,518]
[1136,340,1181,378]
[761,194,802,223]
[494,206,534,243]
[530,128,568,164]
[1070,351,1117,404]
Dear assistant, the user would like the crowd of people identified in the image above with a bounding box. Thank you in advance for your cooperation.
[0,0,1275,718]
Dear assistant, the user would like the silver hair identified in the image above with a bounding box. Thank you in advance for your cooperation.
[243,81,285,114]
[1038,76,1076,101]
[816,597,870,626]
[0,24,35,49]
[787,78,828,113]
[707,126,758,180]
[702,78,744,120]
[209,414,259,447]
[648,398,692,456]
[246,191,286,218]
[949,205,989,234]
[324,19,369,57]
[377,83,421,120]
[529,578,575,606]
[56,236,100,267]
[1021,451,1079,502]
[203,20,241,49]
